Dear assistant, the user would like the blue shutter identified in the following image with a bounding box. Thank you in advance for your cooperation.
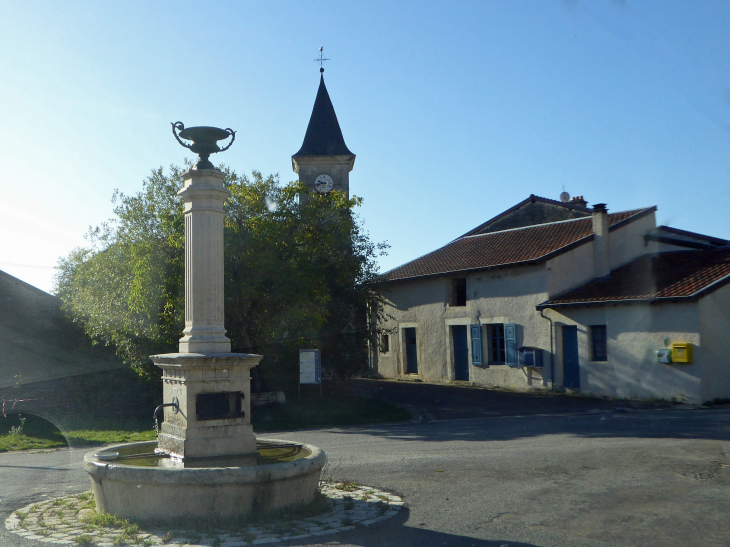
[470,325,482,367]
[505,323,517,367]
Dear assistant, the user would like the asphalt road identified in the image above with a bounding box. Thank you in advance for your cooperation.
[338,378,679,420]
[2,407,730,547]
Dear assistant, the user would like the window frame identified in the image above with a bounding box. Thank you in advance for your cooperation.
[590,325,608,362]
[488,324,506,365]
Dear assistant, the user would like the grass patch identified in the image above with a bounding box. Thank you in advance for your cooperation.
[2,391,408,453]
[0,414,67,451]
[251,393,410,432]
[0,413,156,453]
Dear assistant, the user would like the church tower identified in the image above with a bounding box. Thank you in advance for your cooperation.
[292,70,355,206]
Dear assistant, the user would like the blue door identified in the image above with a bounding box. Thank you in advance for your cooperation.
[562,325,580,388]
[452,326,469,381]
[405,327,418,374]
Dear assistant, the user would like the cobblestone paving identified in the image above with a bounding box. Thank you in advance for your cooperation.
[4,482,404,546]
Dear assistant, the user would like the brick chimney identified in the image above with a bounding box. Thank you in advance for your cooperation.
[592,203,610,279]
[569,195,588,207]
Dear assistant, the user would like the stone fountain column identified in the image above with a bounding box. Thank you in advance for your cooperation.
[151,163,261,460]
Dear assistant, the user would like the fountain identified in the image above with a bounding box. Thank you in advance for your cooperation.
[83,123,326,520]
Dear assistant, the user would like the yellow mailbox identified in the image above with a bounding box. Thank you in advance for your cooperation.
[671,343,693,364]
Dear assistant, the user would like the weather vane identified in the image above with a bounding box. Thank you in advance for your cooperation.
[314,46,329,73]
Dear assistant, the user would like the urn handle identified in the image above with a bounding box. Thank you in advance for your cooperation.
[218,128,236,153]
[171,121,193,150]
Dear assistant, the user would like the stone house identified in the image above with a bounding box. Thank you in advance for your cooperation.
[373,195,730,404]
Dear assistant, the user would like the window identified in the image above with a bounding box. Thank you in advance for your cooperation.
[487,323,517,365]
[380,333,389,353]
[591,325,607,361]
[488,324,505,364]
[452,277,467,306]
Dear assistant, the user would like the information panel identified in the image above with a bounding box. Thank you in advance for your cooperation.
[299,349,321,385]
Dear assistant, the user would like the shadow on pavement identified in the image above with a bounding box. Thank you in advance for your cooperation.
[325,407,730,443]
[294,508,541,547]
[340,379,687,421]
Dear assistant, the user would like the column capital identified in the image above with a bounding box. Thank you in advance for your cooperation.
[178,168,230,207]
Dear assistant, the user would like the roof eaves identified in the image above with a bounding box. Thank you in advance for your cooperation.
[643,234,716,250]
[659,225,730,246]
[608,206,656,232]
[536,298,648,310]
[382,258,544,284]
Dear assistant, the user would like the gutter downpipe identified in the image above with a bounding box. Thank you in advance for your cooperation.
[539,309,555,391]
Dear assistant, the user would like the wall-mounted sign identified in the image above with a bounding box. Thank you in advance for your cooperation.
[656,348,672,364]
[299,349,321,385]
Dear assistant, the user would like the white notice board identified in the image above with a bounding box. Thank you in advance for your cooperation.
[299,349,321,385]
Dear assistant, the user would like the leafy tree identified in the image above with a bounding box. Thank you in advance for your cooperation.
[55,164,388,388]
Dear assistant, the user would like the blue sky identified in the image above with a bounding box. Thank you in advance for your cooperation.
[1,1,729,293]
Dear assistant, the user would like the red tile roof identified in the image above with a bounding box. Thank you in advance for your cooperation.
[381,207,654,282]
[538,247,730,308]
[459,194,592,238]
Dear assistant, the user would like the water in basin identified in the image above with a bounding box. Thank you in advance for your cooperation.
[96,440,310,469]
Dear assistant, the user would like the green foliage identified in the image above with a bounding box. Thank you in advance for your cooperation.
[55,163,388,386]
[10,415,25,437]
[0,414,67,452]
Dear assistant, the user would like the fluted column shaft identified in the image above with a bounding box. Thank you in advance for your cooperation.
[177,168,231,353]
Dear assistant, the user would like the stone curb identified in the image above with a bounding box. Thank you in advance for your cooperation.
[5,482,404,546]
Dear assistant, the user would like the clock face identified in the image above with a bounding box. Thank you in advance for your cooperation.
[314,174,334,194]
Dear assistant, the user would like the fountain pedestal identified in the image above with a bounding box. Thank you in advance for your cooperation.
[152,353,261,458]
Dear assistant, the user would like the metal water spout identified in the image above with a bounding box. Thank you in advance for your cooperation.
[153,397,179,435]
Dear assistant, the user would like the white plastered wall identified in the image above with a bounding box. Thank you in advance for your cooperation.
[698,282,730,403]
[376,264,554,389]
[376,276,449,382]
[551,302,703,403]
[546,211,657,299]
[609,211,656,269]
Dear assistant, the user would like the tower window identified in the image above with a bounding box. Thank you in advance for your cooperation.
[380,334,390,353]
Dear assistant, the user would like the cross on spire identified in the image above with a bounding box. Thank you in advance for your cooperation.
[314,46,329,73]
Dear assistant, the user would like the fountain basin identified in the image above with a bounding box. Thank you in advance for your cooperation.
[83,439,326,520]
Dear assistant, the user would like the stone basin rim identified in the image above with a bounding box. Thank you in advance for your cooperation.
[83,440,326,485]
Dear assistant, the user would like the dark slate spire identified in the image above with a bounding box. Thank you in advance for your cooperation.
[293,75,354,157]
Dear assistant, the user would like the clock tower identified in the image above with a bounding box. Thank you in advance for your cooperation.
[292,71,355,205]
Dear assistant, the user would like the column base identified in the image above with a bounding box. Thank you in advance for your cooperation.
[151,352,262,460]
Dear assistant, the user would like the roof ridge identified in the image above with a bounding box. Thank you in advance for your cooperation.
[461,214,589,239]
[460,206,652,239]
[381,206,657,283]
[459,194,593,238]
